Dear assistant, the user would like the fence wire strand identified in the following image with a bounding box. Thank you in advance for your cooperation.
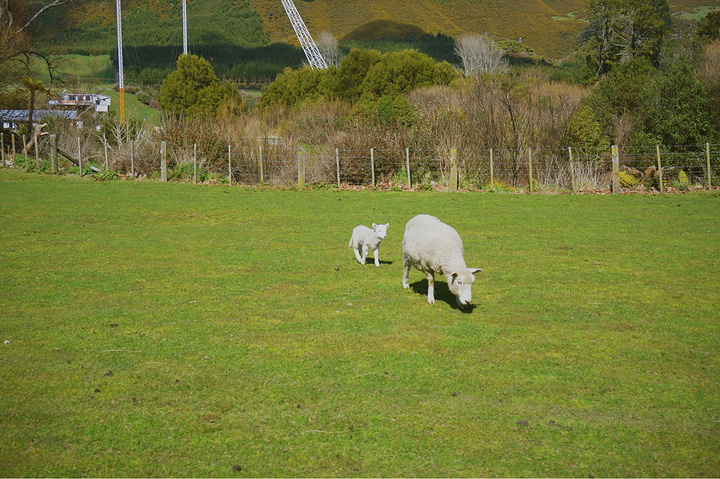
[1,131,717,192]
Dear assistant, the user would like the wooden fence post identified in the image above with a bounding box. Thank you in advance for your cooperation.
[336,148,340,187]
[707,143,712,189]
[489,148,494,190]
[77,136,83,176]
[611,145,620,194]
[370,147,375,187]
[527,148,534,194]
[50,134,58,174]
[569,146,576,193]
[406,148,411,189]
[297,147,304,187]
[227,144,232,186]
[11,133,16,166]
[160,140,167,182]
[450,148,458,191]
[259,145,264,184]
[192,143,197,184]
[1,133,5,167]
[656,144,664,192]
[103,134,109,170]
[34,132,39,169]
[130,140,136,178]
[22,134,28,169]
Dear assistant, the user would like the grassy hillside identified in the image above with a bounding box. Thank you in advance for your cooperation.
[249,0,585,59]
[31,54,114,86]
[32,0,720,62]
[33,0,270,54]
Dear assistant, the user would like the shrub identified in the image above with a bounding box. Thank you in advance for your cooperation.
[619,170,641,187]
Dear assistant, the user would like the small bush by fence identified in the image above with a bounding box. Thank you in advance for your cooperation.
[0,130,716,193]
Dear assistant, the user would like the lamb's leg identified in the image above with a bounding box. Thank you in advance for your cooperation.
[360,245,368,265]
[353,244,364,264]
[426,271,435,304]
[373,248,380,267]
[402,260,411,289]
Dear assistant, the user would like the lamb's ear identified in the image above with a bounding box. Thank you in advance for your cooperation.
[470,268,483,275]
[385,223,390,229]
[451,272,458,283]
[372,223,378,229]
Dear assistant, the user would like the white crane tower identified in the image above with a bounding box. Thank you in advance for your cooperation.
[280,0,328,69]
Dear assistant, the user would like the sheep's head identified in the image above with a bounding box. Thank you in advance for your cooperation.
[372,223,389,240]
[449,268,482,308]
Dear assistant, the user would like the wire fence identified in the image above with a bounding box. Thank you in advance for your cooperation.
[1,131,717,193]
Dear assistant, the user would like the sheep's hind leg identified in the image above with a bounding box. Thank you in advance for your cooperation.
[426,272,435,304]
[402,261,411,289]
[373,248,380,267]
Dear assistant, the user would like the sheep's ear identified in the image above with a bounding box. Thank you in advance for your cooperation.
[470,268,482,275]
[372,223,377,229]
[385,223,390,228]
[451,272,458,283]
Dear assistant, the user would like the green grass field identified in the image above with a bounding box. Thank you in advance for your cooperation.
[1,169,719,477]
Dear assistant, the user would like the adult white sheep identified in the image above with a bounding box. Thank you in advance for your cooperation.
[348,223,389,266]
[402,214,481,308]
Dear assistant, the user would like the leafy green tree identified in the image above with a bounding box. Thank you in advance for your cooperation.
[356,94,416,127]
[623,0,669,64]
[159,54,224,117]
[637,62,715,147]
[561,104,609,152]
[360,50,459,100]
[259,48,458,110]
[698,12,720,43]
[581,0,625,78]
[581,0,669,79]
[257,66,335,109]
[334,48,383,102]
[595,57,655,116]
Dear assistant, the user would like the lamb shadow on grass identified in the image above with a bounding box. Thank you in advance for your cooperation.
[357,259,394,266]
[410,280,476,313]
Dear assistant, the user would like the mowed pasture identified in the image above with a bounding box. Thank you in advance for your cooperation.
[1,169,719,477]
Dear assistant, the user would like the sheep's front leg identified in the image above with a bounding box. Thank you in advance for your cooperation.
[373,248,380,267]
[426,271,435,304]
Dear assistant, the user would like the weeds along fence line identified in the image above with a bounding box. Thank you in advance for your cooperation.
[0,130,717,193]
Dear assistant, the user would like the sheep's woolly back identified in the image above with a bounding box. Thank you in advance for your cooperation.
[402,214,467,275]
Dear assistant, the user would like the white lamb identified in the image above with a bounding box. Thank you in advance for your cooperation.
[348,223,389,267]
[402,214,481,308]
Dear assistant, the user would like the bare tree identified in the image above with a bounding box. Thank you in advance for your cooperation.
[454,33,508,76]
[316,31,343,67]
[1,0,75,139]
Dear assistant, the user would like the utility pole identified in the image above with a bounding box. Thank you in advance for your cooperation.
[115,0,125,124]
[182,0,188,55]
[280,0,327,69]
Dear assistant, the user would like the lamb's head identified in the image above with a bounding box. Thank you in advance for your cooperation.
[449,268,482,308]
[372,223,389,239]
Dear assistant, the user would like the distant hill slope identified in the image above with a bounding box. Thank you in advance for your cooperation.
[34,0,720,60]
[34,0,270,53]
[249,0,585,58]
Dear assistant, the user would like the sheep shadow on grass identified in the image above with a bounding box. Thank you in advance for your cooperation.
[410,280,476,313]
